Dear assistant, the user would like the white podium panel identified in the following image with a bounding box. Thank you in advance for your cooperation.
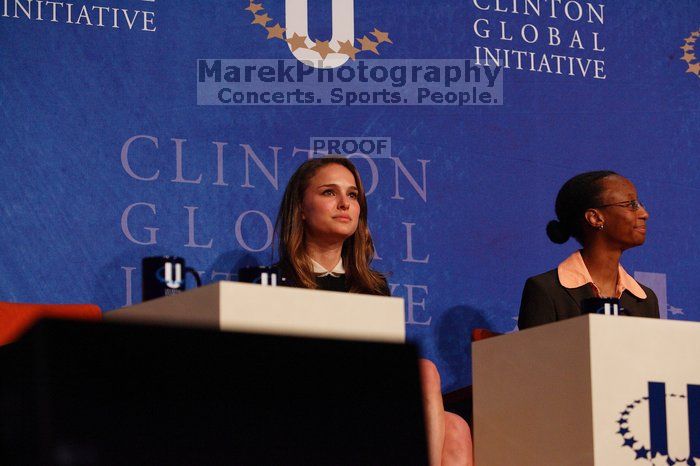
[473,314,700,466]
[106,281,405,343]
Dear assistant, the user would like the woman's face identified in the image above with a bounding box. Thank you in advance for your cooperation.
[594,176,650,250]
[301,163,361,243]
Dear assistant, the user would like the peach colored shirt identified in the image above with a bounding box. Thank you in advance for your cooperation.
[557,251,647,299]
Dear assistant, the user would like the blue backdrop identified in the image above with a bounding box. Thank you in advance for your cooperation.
[1,0,699,391]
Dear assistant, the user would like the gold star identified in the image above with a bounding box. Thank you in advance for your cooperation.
[337,40,360,60]
[252,13,271,27]
[245,2,264,13]
[692,31,700,38]
[357,35,379,55]
[311,40,334,59]
[370,28,393,44]
[686,37,697,44]
[266,23,285,39]
[681,52,695,63]
[285,32,308,51]
[681,43,694,52]
[687,62,700,75]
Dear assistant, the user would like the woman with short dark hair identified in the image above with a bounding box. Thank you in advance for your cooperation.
[519,171,659,329]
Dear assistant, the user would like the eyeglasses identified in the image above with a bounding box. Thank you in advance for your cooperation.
[595,199,645,211]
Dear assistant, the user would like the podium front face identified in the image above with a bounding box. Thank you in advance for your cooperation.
[473,315,700,466]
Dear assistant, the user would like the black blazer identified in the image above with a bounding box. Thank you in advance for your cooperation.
[518,269,660,330]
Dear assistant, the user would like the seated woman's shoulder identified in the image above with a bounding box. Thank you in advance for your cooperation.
[524,269,559,288]
[378,276,391,297]
[635,282,660,317]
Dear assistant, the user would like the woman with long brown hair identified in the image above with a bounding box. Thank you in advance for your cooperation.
[275,156,388,295]
[275,156,473,466]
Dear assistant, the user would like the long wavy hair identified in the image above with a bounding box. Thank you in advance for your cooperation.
[276,157,387,295]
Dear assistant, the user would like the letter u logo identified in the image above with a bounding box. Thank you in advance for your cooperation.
[648,382,700,460]
[285,0,354,68]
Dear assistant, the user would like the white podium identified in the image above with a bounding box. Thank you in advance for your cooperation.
[105,281,405,343]
[473,314,700,466]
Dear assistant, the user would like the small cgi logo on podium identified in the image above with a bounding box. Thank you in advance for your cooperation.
[243,0,393,69]
[616,382,700,465]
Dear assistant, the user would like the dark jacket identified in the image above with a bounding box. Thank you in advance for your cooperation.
[518,269,660,330]
[275,261,390,296]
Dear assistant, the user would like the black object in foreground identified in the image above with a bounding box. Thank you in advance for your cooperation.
[0,319,427,465]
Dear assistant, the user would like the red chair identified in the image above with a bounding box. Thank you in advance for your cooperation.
[0,302,102,346]
[471,327,502,342]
